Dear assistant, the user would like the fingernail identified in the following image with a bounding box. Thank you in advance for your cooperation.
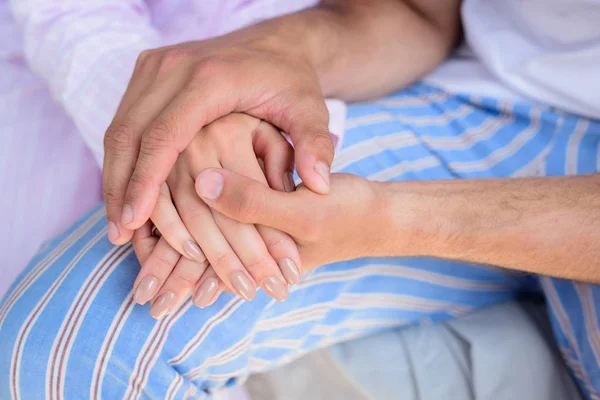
[121,204,134,225]
[279,258,301,285]
[314,162,330,188]
[150,291,177,319]
[184,240,206,262]
[196,170,224,200]
[230,272,256,301]
[134,276,158,305]
[283,172,295,192]
[193,278,219,308]
[261,277,289,302]
[107,221,119,242]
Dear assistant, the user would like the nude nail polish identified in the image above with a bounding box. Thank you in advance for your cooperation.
[193,278,219,308]
[184,240,206,262]
[283,172,295,192]
[107,221,119,242]
[262,277,289,302]
[279,258,301,285]
[230,272,256,301]
[134,276,158,305]
[150,291,177,319]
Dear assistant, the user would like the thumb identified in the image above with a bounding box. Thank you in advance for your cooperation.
[287,98,334,195]
[195,168,309,237]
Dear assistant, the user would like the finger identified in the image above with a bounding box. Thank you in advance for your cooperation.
[286,96,334,195]
[149,256,210,319]
[211,211,289,301]
[102,54,160,245]
[131,220,158,265]
[173,176,257,301]
[151,183,206,262]
[196,168,311,238]
[192,266,224,308]
[104,70,185,236]
[132,237,181,305]
[219,145,302,286]
[121,80,235,230]
[253,121,295,193]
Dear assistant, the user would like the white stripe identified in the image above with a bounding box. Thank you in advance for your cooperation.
[566,120,589,175]
[10,228,106,400]
[92,296,136,400]
[168,298,245,365]
[368,156,440,181]
[50,245,131,400]
[375,91,449,107]
[540,278,599,398]
[449,108,543,172]
[575,285,600,369]
[165,374,184,400]
[126,299,194,399]
[0,208,104,327]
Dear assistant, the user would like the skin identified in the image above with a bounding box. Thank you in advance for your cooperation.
[197,170,600,284]
[107,0,463,315]
[130,114,301,317]
[102,0,462,246]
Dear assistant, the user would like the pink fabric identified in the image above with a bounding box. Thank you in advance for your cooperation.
[0,0,323,299]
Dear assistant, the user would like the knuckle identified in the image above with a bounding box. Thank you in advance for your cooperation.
[102,185,121,206]
[242,256,273,277]
[104,123,136,151]
[172,266,204,288]
[157,49,188,75]
[154,251,180,271]
[211,251,237,272]
[191,56,227,80]
[143,118,176,151]
[136,49,154,66]
[308,130,335,158]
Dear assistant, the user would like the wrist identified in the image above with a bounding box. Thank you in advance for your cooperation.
[372,180,462,259]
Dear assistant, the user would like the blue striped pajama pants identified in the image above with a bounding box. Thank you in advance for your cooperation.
[1,83,599,400]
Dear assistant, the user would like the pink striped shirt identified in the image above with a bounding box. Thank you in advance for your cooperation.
[0,0,347,299]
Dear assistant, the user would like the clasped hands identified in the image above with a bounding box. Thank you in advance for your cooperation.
[102,35,376,318]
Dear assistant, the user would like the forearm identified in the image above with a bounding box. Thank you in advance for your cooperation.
[376,174,600,282]
[237,0,461,101]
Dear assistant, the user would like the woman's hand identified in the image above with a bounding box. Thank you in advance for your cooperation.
[102,28,335,246]
[130,114,303,318]
[195,169,385,270]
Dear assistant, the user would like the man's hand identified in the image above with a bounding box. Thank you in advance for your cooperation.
[195,169,383,270]
[103,31,334,244]
[102,0,462,245]
[197,168,600,284]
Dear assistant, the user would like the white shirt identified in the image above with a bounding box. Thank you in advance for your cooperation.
[427,0,600,120]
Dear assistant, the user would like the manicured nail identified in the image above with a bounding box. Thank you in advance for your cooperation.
[230,272,256,301]
[283,172,295,193]
[279,258,301,285]
[262,277,289,302]
[134,276,158,305]
[121,204,134,225]
[193,278,219,308]
[107,221,119,242]
[184,240,206,262]
[150,291,177,319]
[196,170,224,200]
[314,162,330,188]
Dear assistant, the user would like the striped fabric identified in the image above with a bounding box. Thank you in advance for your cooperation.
[0,0,324,299]
[1,83,599,399]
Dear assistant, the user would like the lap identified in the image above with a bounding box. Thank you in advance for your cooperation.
[2,83,599,399]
